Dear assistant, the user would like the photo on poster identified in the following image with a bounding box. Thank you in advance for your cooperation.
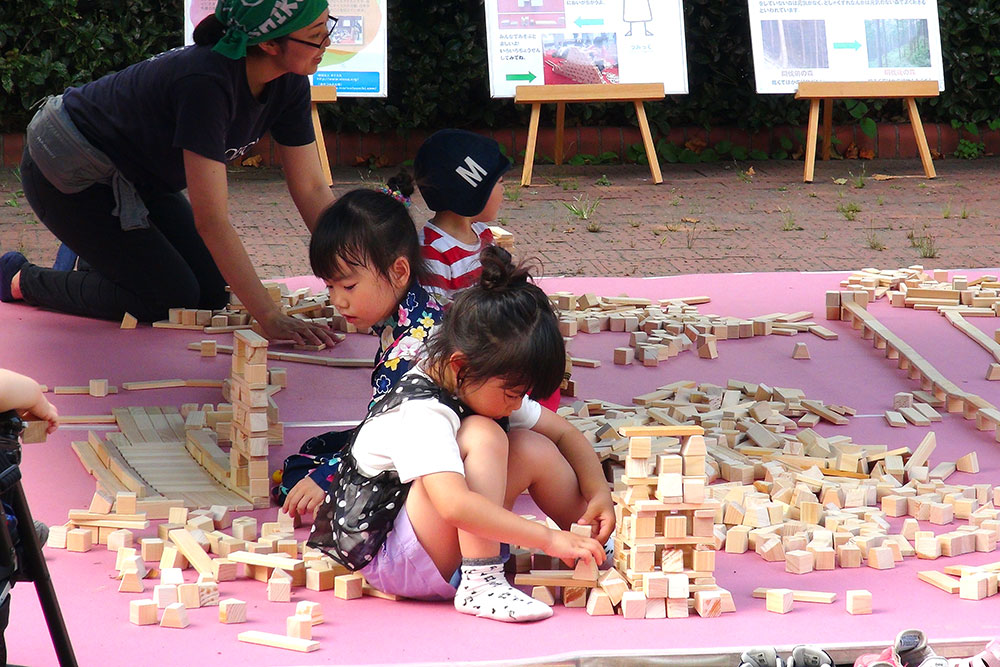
[865,19,931,68]
[542,33,619,85]
[332,16,365,46]
[484,0,688,97]
[497,0,566,30]
[745,0,944,94]
[761,20,829,69]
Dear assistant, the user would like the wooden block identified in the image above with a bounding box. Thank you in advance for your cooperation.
[867,546,895,570]
[107,528,133,552]
[766,588,793,614]
[154,584,179,608]
[66,528,93,553]
[286,614,313,640]
[563,586,587,607]
[129,599,158,626]
[89,378,109,398]
[121,312,138,329]
[693,590,723,618]
[334,573,364,600]
[237,630,319,653]
[267,568,292,602]
[598,569,628,606]
[531,586,556,606]
[46,525,68,549]
[837,543,863,568]
[118,569,145,593]
[846,589,872,615]
[613,347,635,365]
[178,582,201,609]
[956,451,979,473]
[306,567,335,592]
[785,550,815,575]
[792,342,810,359]
[200,340,218,357]
[666,597,690,618]
[116,491,137,515]
[959,574,991,600]
[89,489,115,514]
[219,598,247,624]
[884,410,907,428]
[620,591,647,619]
[585,589,615,616]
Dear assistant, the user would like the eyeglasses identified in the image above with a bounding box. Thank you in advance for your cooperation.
[286,16,338,50]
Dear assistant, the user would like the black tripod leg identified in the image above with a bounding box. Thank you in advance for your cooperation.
[9,483,77,667]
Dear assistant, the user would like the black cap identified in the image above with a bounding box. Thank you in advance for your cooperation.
[414,130,512,216]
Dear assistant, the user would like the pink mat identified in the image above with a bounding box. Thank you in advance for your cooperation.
[2,270,999,666]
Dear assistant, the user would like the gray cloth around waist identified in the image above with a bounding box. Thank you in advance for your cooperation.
[26,95,150,231]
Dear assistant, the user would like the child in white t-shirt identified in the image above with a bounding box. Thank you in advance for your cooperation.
[308,246,614,622]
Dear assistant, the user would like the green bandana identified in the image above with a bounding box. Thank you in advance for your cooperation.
[212,0,329,60]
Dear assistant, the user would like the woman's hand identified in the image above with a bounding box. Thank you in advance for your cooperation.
[257,310,339,347]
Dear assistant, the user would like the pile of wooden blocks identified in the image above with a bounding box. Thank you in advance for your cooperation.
[608,425,732,618]
[227,330,275,509]
[832,266,1000,382]
[555,375,999,611]
[548,292,837,372]
[834,265,999,314]
[152,283,341,334]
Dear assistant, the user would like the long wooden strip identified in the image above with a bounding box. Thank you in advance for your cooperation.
[226,550,304,571]
[238,630,319,653]
[60,414,118,424]
[70,441,129,496]
[944,311,1000,363]
[169,529,217,575]
[917,570,960,594]
[514,571,597,588]
[186,342,373,368]
[752,587,836,603]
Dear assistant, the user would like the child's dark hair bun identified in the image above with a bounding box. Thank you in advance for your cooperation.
[478,245,530,291]
[385,169,415,198]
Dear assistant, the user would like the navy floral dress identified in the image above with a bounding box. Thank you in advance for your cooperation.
[272,283,443,502]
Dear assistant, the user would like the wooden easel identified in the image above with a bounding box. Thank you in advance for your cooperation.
[514,83,665,186]
[795,80,939,183]
[310,85,337,186]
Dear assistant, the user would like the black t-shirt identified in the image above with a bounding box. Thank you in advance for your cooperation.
[62,45,314,193]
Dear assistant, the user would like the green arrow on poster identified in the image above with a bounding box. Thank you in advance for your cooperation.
[833,41,862,50]
[506,72,537,82]
[574,17,604,27]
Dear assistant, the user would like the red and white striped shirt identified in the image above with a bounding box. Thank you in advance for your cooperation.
[418,221,495,306]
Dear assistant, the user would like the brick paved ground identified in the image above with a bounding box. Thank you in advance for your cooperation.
[2,157,1000,279]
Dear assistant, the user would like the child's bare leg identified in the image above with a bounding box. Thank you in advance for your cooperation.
[505,428,587,530]
[451,416,552,622]
[405,477,461,580]
[454,416,508,559]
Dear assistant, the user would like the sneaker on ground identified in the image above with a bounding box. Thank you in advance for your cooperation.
[740,647,784,667]
[788,645,834,667]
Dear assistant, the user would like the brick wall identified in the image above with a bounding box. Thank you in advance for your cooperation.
[4,123,997,169]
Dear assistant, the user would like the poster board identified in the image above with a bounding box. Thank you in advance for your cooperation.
[747,0,945,94]
[483,0,688,98]
[183,0,387,97]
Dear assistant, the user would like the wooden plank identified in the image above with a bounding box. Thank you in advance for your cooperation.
[752,587,836,604]
[795,80,939,100]
[515,82,665,104]
[238,631,319,653]
[917,570,959,594]
[168,529,216,576]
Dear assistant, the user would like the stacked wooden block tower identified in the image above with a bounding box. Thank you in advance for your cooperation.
[610,423,731,618]
[228,330,272,509]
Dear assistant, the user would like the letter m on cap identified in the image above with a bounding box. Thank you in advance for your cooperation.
[455,156,487,187]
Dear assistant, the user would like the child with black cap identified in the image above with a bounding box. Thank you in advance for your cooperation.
[413,129,512,306]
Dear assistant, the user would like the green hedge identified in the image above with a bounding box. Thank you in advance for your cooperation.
[2,0,998,136]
